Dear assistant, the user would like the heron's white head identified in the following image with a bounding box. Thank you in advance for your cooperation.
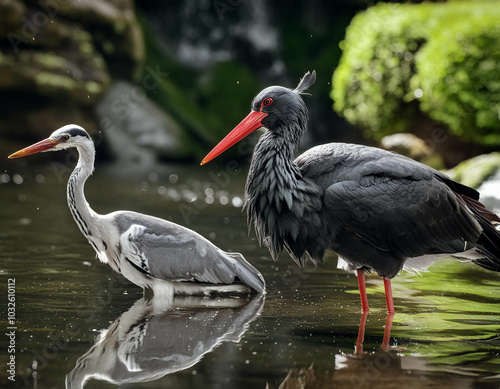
[8,124,92,159]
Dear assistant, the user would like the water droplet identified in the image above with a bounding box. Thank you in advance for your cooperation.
[169,174,178,184]
[12,174,23,184]
[231,196,243,207]
[19,218,31,225]
[148,172,158,183]
[404,52,413,61]
[220,196,229,205]
[0,174,10,184]
[35,174,45,184]
[204,187,215,196]
[414,89,424,98]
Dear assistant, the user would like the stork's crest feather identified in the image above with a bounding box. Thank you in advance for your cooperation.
[293,70,316,94]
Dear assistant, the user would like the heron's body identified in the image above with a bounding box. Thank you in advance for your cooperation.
[9,125,265,296]
[202,71,500,312]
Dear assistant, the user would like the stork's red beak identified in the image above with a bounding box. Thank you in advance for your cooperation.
[201,110,268,165]
[8,138,58,159]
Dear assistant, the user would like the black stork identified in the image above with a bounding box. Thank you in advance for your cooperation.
[201,70,500,315]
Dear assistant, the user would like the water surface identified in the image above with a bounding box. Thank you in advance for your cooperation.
[1,165,500,388]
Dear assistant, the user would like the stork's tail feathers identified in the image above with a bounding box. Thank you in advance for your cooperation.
[226,252,266,294]
[463,197,500,272]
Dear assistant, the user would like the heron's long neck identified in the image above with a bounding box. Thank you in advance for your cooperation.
[67,143,97,240]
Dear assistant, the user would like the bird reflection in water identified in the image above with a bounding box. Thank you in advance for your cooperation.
[65,294,264,388]
[355,311,394,354]
[272,349,481,388]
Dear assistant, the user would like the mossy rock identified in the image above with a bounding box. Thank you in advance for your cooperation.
[446,152,500,189]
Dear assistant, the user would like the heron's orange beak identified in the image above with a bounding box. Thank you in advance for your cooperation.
[201,110,268,165]
[8,138,58,159]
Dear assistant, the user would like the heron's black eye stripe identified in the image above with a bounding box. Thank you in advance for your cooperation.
[66,128,91,139]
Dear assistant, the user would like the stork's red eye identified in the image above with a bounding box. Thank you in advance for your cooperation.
[263,98,273,106]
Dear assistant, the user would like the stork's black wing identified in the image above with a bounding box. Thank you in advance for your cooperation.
[296,143,482,259]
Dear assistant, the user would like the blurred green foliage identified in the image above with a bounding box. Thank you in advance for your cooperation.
[137,12,260,158]
[332,1,500,146]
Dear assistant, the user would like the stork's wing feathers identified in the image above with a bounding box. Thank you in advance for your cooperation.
[296,143,483,258]
[115,213,264,292]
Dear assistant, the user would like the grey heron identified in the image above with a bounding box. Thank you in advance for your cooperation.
[201,71,500,313]
[9,125,265,296]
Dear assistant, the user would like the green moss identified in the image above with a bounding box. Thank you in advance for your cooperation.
[332,1,500,146]
[31,52,67,70]
[85,80,104,95]
[113,20,126,34]
[0,52,15,65]
[34,71,76,90]
[446,152,500,188]
[80,41,94,55]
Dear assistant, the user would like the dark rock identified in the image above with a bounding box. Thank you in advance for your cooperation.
[381,132,445,170]
[381,133,432,160]
[96,81,188,168]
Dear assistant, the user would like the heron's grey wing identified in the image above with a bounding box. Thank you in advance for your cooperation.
[297,143,482,258]
[116,213,264,291]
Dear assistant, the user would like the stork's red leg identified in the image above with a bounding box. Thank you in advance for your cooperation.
[381,312,394,351]
[383,278,395,313]
[356,269,370,312]
[355,310,369,354]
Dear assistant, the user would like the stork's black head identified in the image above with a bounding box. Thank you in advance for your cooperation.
[201,71,316,165]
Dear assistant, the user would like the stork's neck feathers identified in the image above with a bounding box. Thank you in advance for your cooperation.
[245,130,322,264]
[247,131,301,195]
[67,141,98,241]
